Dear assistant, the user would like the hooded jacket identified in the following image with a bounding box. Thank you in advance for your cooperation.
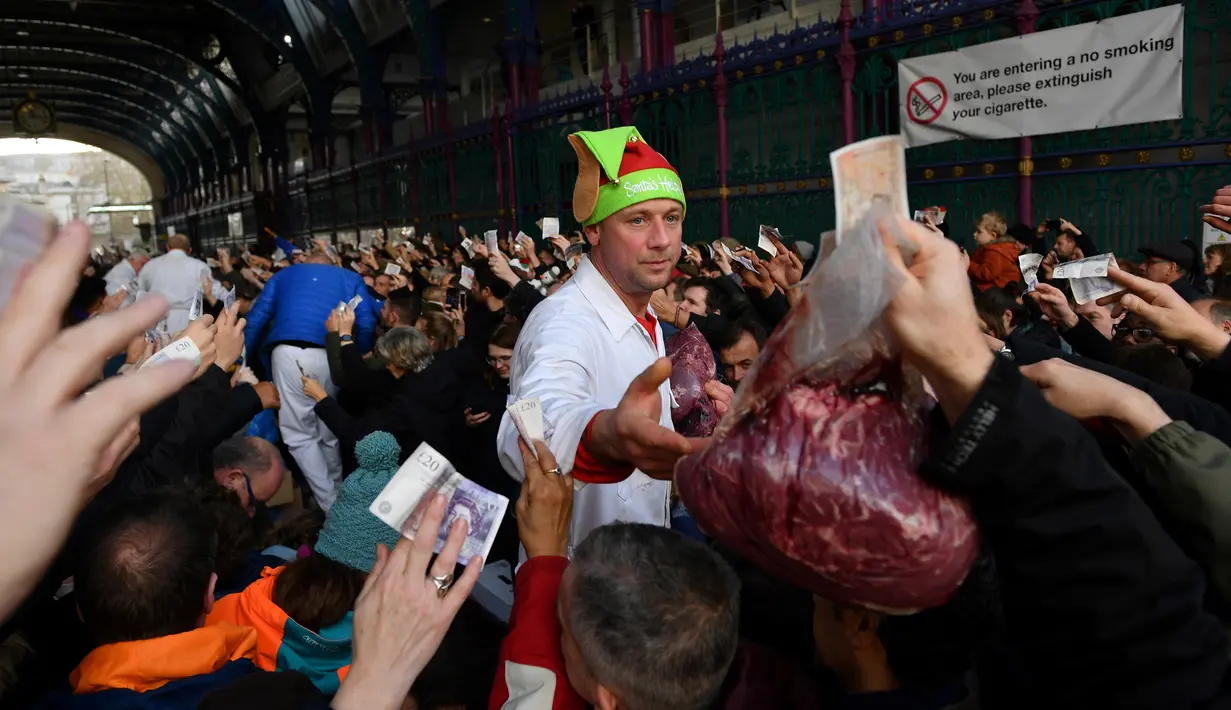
[35,624,258,710]
[205,567,353,695]
[967,239,1022,291]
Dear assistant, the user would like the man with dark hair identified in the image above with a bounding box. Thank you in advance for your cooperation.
[212,435,285,516]
[679,277,729,318]
[370,273,394,299]
[465,261,512,355]
[715,319,766,386]
[562,524,741,709]
[42,494,258,707]
[382,291,422,331]
[491,443,741,710]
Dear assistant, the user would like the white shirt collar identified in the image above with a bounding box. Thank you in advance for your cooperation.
[572,256,656,342]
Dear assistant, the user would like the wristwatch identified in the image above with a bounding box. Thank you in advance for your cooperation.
[340,334,353,343]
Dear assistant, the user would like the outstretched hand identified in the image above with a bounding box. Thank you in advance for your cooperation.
[0,221,196,622]
[1099,265,1231,360]
[333,492,482,710]
[590,357,693,479]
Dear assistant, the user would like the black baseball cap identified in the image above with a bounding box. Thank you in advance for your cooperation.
[1139,241,1195,264]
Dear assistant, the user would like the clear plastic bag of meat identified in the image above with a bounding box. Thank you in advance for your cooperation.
[675,206,978,613]
[667,324,719,437]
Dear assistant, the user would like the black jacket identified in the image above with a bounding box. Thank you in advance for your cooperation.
[925,355,1230,707]
[315,355,465,471]
[1009,336,1231,446]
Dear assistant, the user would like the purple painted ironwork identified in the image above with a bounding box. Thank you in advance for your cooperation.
[493,105,505,238]
[659,10,675,68]
[618,62,633,126]
[713,31,729,239]
[601,67,613,129]
[1016,0,1039,225]
[639,9,655,73]
[837,0,856,144]
[505,97,518,233]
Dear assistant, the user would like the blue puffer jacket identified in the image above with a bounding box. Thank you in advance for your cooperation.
[244,264,379,372]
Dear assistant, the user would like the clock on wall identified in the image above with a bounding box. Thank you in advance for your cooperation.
[14,97,55,137]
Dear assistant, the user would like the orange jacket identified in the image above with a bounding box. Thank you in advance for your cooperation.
[206,566,352,694]
[968,240,1022,291]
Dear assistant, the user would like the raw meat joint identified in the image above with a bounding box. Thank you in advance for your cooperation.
[667,324,719,438]
[675,207,979,613]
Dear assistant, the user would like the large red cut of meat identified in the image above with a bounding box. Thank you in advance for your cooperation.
[666,324,719,437]
[674,214,978,613]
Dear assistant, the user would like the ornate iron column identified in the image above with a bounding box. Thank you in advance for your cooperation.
[714,31,730,238]
[493,105,505,238]
[1016,0,1039,225]
[658,0,676,68]
[638,0,655,73]
[618,62,633,126]
[837,0,856,145]
[601,67,613,129]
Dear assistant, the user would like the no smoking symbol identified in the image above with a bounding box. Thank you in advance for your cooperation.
[907,77,947,125]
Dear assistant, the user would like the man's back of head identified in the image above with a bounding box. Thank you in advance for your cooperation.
[304,253,332,266]
[565,523,740,710]
[166,234,192,253]
[76,493,218,646]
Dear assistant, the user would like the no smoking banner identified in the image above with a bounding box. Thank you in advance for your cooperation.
[907,77,947,125]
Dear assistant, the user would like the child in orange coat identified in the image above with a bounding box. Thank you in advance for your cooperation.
[967,211,1023,291]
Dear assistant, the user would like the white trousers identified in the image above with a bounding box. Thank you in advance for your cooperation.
[271,344,343,511]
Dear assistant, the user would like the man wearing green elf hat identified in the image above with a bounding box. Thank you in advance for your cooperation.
[497,126,733,545]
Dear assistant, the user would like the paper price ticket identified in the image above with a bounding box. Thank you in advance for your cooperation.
[484,230,499,255]
[369,442,509,563]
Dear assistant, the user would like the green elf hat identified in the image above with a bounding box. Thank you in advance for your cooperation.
[568,126,686,227]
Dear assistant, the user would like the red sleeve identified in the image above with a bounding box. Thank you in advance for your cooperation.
[571,413,636,485]
[489,556,588,710]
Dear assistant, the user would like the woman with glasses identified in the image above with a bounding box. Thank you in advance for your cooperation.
[459,321,522,563]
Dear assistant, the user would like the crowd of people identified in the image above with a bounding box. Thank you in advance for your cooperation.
[4,125,1231,710]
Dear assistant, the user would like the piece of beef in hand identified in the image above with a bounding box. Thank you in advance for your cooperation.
[676,354,978,613]
[667,324,719,438]
[673,204,978,614]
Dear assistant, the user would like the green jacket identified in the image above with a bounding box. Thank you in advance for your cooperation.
[1133,420,1231,604]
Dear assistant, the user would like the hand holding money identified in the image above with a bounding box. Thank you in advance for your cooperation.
[369,442,509,564]
[213,303,247,372]
[882,215,993,425]
[1052,254,1123,304]
[335,493,482,710]
[1029,283,1080,330]
[1100,265,1231,360]
[516,438,573,559]
[0,221,195,623]
[174,315,218,380]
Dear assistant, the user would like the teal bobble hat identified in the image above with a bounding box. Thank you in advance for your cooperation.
[315,431,404,572]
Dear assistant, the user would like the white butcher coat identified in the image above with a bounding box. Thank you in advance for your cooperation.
[497,256,673,549]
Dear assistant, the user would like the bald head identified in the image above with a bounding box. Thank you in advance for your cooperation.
[305,253,332,265]
[212,436,285,511]
[167,234,192,252]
